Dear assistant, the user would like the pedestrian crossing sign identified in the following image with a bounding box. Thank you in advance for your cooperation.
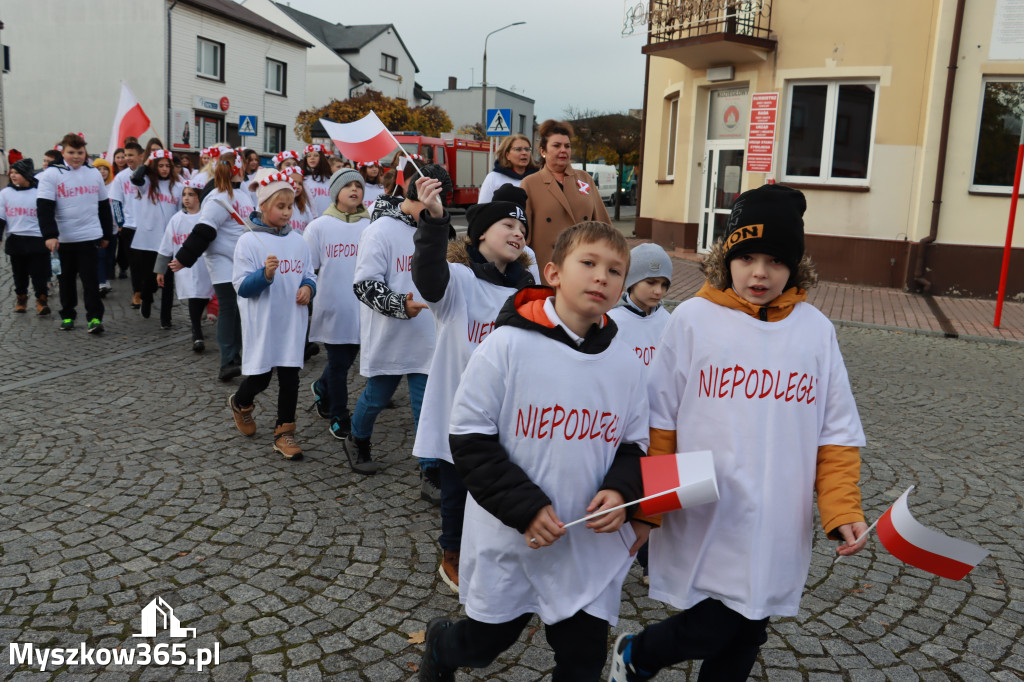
[238,115,257,136]
[486,108,512,137]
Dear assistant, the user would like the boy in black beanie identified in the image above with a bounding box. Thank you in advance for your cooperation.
[610,184,868,682]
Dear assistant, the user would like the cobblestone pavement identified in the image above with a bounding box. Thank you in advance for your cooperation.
[0,268,1021,681]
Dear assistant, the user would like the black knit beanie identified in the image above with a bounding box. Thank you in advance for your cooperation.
[405,163,453,207]
[466,184,529,243]
[11,158,36,183]
[723,184,806,273]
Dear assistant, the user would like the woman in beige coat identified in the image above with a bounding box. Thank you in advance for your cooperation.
[521,120,610,282]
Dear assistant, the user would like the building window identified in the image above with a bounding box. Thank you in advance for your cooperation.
[265,124,285,155]
[266,58,286,95]
[381,53,397,74]
[197,37,224,81]
[972,78,1024,192]
[519,114,526,134]
[782,81,877,185]
[666,96,679,179]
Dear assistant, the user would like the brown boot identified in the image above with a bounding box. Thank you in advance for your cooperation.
[228,393,256,436]
[438,550,459,593]
[35,294,50,315]
[273,423,303,460]
[14,295,27,313]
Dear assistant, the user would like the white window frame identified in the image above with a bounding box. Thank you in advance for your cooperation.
[970,76,1024,194]
[780,79,879,187]
[665,96,680,180]
[265,58,286,95]
[381,53,397,74]
[196,37,223,81]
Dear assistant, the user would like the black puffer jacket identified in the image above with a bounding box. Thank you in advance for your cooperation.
[448,286,646,533]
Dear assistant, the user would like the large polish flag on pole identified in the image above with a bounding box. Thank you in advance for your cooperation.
[106,83,151,162]
[875,486,989,580]
[320,112,400,163]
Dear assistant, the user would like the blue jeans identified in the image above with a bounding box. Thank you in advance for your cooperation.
[316,343,359,418]
[351,373,427,441]
[439,461,466,551]
[212,282,242,370]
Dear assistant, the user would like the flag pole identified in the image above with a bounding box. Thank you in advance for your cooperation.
[213,197,271,251]
[833,485,914,565]
[562,487,681,529]
[382,127,422,175]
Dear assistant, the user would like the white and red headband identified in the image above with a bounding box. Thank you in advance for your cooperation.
[148,149,173,162]
[357,161,378,169]
[304,144,326,155]
[274,150,300,166]
[253,170,297,206]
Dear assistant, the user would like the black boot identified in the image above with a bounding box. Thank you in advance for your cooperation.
[344,434,377,475]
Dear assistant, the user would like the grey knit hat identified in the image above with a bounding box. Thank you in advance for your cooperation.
[625,243,673,291]
[329,168,364,205]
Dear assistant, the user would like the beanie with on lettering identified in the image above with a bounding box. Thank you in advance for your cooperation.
[466,184,529,243]
[722,184,806,274]
[625,243,672,291]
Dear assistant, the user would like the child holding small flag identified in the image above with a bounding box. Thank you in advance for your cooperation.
[305,168,371,440]
[609,184,868,682]
[418,222,649,682]
[228,169,316,461]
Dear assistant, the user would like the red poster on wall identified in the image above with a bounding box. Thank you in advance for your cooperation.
[745,92,779,174]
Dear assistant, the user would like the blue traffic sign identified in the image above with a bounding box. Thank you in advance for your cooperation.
[238,115,257,136]
[486,108,512,137]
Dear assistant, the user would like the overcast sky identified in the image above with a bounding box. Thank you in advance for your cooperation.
[263,0,648,121]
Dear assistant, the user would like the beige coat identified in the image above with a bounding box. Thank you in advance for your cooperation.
[522,166,610,282]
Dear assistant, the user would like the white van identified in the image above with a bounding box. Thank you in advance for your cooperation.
[571,163,618,205]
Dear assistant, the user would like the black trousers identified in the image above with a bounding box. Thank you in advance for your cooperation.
[188,298,209,341]
[434,610,608,681]
[57,240,104,321]
[630,598,769,681]
[130,248,159,306]
[157,269,175,325]
[234,366,299,426]
[6,235,50,298]
[117,226,135,277]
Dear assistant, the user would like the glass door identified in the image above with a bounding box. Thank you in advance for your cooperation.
[699,144,745,252]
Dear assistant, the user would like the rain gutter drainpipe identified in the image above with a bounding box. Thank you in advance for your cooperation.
[167,1,179,145]
[915,0,967,292]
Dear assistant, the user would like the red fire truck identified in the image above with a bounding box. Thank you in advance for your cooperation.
[387,132,491,206]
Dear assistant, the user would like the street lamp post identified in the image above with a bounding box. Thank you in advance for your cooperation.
[481,22,526,137]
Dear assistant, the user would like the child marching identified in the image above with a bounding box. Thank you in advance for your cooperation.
[171,147,255,381]
[36,133,114,333]
[228,169,316,460]
[155,179,214,352]
[609,185,868,682]
[305,168,370,440]
[608,243,673,373]
[419,222,649,682]
[410,182,535,593]
[130,149,183,325]
[300,144,332,216]
[1,158,50,315]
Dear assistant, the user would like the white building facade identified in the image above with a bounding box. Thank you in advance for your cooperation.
[427,79,535,136]
[1,0,310,161]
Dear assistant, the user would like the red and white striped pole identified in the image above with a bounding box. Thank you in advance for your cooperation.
[994,128,1024,328]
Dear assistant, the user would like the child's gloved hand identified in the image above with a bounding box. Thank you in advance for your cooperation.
[524,504,565,549]
[264,254,279,279]
[585,489,626,533]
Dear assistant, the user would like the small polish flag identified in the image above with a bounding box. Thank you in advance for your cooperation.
[106,83,151,162]
[639,451,719,516]
[875,486,989,580]
[319,112,398,163]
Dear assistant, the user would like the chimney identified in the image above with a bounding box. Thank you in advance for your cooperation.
[448,76,457,90]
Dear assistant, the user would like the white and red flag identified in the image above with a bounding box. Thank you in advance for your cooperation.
[106,82,151,161]
[874,486,989,580]
[319,112,398,163]
[638,451,719,516]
